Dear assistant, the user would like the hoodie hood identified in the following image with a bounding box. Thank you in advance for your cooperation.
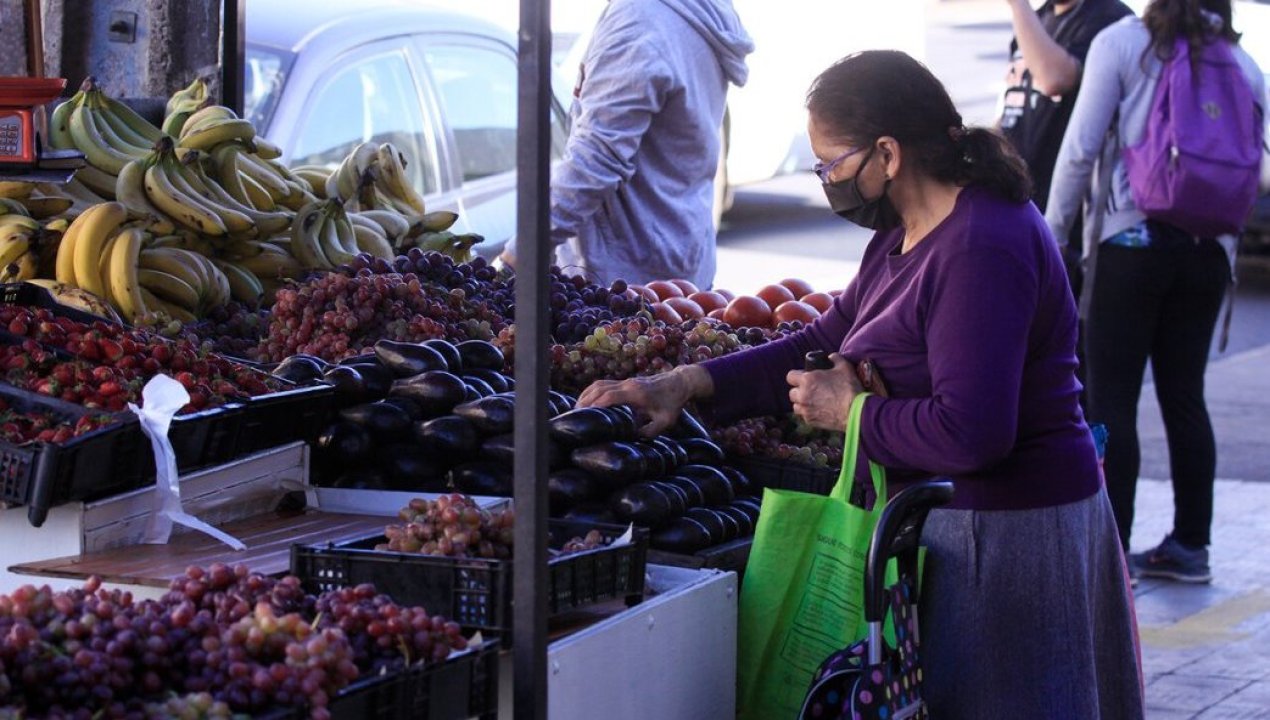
[655,0,754,86]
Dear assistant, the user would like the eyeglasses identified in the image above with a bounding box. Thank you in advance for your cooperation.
[813,146,865,183]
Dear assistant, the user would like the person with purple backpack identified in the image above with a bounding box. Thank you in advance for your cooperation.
[1046,0,1265,582]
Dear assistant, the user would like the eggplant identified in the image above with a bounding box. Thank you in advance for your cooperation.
[649,480,688,516]
[481,433,563,468]
[338,352,379,366]
[548,468,604,515]
[604,405,640,440]
[379,444,446,490]
[272,355,326,385]
[675,465,735,505]
[670,408,711,440]
[733,496,762,518]
[678,437,725,466]
[338,402,412,442]
[650,517,712,553]
[684,507,728,543]
[610,482,675,527]
[450,461,513,496]
[378,396,427,421]
[636,442,667,478]
[453,395,516,435]
[413,415,479,459]
[649,437,683,473]
[571,441,646,489]
[564,504,620,525]
[322,365,367,408]
[329,466,387,490]
[422,339,463,373]
[501,375,517,392]
[549,407,617,447]
[715,505,754,536]
[341,362,391,400]
[463,385,482,403]
[291,353,331,370]
[719,466,754,497]
[548,390,575,412]
[390,370,468,418]
[464,368,508,393]
[657,436,688,467]
[374,340,449,377]
[315,421,374,464]
[662,476,706,508]
[455,339,505,372]
[462,376,497,398]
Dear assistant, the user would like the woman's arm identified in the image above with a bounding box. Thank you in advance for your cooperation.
[1044,28,1126,246]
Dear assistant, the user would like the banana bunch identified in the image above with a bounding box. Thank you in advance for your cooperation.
[290,198,365,270]
[0,183,76,220]
[176,104,256,153]
[50,77,165,200]
[324,141,427,215]
[411,230,486,265]
[162,77,209,137]
[291,165,332,198]
[0,212,52,283]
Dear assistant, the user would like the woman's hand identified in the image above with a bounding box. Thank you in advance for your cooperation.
[786,353,866,432]
[577,365,712,437]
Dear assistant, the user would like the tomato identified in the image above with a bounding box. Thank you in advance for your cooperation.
[723,296,773,328]
[651,302,684,325]
[800,291,834,314]
[773,300,821,325]
[646,280,685,301]
[756,284,797,312]
[688,291,728,313]
[669,279,700,296]
[779,278,816,299]
[707,308,727,320]
[665,296,705,320]
[716,288,736,302]
[630,284,660,303]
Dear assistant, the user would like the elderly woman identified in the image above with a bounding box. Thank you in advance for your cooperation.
[579,51,1143,718]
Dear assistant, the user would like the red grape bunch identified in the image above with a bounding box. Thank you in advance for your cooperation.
[376,494,515,559]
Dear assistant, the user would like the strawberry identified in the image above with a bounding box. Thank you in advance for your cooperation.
[96,381,122,397]
[142,358,161,374]
[5,356,28,371]
[99,339,123,363]
[34,379,58,396]
[7,318,28,335]
[91,366,115,383]
[50,427,73,444]
[116,355,140,371]
[79,339,101,362]
[151,345,172,364]
[52,365,75,386]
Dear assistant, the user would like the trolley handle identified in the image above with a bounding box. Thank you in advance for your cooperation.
[863,480,953,627]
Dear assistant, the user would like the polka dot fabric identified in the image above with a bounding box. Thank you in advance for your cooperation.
[798,578,928,720]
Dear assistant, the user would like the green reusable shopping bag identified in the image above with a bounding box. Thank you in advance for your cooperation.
[736,393,886,720]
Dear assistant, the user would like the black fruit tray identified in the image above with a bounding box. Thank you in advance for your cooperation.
[291,519,649,640]
[647,535,755,575]
[237,382,335,455]
[727,455,839,496]
[0,384,145,527]
[260,637,500,720]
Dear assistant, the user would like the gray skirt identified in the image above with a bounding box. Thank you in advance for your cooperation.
[918,486,1145,719]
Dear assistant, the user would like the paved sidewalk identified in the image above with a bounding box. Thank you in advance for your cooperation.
[1131,345,1270,719]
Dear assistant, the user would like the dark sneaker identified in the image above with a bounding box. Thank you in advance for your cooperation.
[1130,535,1212,584]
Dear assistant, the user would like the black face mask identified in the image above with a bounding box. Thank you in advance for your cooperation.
[822,149,901,231]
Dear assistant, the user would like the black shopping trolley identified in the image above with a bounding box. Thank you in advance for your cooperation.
[799,479,953,720]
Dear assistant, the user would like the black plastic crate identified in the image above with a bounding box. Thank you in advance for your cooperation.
[156,402,248,472]
[647,536,755,575]
[0,282,119,326]
[238,383,335,455]
[0,384,145,527]
[727,455,839,496]
[292,519,649,638]
[260,637,500,720]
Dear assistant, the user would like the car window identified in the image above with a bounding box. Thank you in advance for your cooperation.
[291,49,437,194]
[243,45,291,132]
[422,43,566,183]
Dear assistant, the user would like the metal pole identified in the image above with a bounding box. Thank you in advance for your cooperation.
[221,0,245,115]
[513,0,552,716]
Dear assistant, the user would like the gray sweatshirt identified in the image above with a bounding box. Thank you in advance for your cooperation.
[1045,16,1265,256]
[548,0,753,289]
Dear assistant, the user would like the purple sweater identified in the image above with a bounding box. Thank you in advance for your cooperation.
[704,186,1101,511]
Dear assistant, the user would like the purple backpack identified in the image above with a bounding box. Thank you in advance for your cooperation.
[1123,37,1262,237]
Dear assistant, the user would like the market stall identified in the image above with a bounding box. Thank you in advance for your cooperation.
[0,2,855,717]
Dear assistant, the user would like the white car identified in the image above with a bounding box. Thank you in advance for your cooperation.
[243,0,574,259]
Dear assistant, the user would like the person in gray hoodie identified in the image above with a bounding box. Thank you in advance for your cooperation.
[503,0,753,290]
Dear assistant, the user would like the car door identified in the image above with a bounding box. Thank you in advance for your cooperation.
[413,34,568,258]
[284,38,451,215]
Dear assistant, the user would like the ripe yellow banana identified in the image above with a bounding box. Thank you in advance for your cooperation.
[181,157,290,235]
[74,165,120,200]
[236,248,304,280]
[17,197,74,219]
[0,214,41,234]
[290,200,336,270]
[115,159,179,234]
[107,227,147,322]
[251,137,283,160]
[352,224,395,260]
[70,201,128,298]
[376,143,426,214]
[210,258,265,306]
[235,149,293,200]
[138,247,207,295]
[97,232,120,286]
[23,279,122,322]
[179,118,257,152]
[55,213,82,285]
[138,268,200,312]
[44,218,70,234]
[144,153,229,236]
[291,166,332,197]
[180,105,238,134]
[357,209,410,243]
[0,250,39,282]
[201,257,232,308]
[0,182,34,200]
[0,231,33,272]
[140,287,197,323]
